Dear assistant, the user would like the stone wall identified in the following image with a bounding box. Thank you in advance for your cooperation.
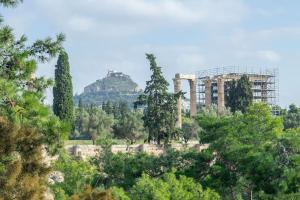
[65,142,209,160]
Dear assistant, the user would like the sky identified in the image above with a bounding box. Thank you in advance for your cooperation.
[1,0,300,107]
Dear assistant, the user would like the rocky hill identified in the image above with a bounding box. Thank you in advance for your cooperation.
[74,71,142,107]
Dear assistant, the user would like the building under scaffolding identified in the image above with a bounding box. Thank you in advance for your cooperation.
[197,66,279,114]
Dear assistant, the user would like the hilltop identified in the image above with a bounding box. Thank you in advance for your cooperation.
[74,71,142,107]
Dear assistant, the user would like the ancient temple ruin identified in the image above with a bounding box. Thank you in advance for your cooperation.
[198,67,279,114]
[173,67,279,127]
[173,73,197,128]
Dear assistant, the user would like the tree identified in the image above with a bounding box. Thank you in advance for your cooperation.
[227,75,253,113]
[53,50,74,128]
[0,117,50,200]
[52,152,96,197]
[73,104,115,142]
[130,171,220,200]
[181,117,200,144]
[104,101,114,115]
[85,105,114,144]
[0,1,67,199]
[113,111,146,144]
[73,107,88,139]
[283,104,300,130]
[70,186,115,200]
[197,103,300,199]
[0,0,22,7]
[135,54,180,145]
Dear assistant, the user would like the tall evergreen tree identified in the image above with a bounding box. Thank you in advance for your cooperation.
[53,51,74,126]
[0,1,67,199]
[135,54,180,145]
[227,75,253,113]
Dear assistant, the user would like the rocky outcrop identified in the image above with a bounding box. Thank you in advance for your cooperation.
[74,71,142,107]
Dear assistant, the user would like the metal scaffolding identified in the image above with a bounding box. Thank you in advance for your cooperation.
[197,66,279,114]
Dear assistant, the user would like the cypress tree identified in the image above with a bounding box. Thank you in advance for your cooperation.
[53,50,74,126]
[236,75,253,113]
[227,75,253,113]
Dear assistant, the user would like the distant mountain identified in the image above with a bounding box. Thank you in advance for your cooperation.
[74,71,142,107]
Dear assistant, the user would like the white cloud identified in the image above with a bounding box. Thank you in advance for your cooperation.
[68,16,96,32]
[31,0,249,37]
[176,53,205,67]
[257,50,281,63]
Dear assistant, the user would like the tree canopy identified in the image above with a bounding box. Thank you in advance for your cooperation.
[227,75,253,113]
[198,103,300,199]
[0,1,68,199]
[135,54,180,145]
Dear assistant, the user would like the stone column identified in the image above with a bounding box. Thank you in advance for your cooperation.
[204,79,212,109]
[173,76,182,128]
[217,77,225,114]
[189,79,197,117]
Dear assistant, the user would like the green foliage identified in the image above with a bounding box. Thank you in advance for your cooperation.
[283,104,300,130]
[70,185,115,200]
[0,2,67,199]
[181,117,200,143]
[0,3,66,153]
[135,54,180,145]
[51,187,68,200]
[0,117,50,200]
[198,104,232,118]
[53,50,74,128]
[73,104,114,144]
[227,74,253,113]
[130,171,220,200]
[197,103,299,199]
[113,111,146,144]
[52,152,97,197]
[0,0,22,7]
[111,187,130,200]
[95,148,211,190]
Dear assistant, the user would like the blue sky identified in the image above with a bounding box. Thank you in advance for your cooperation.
[1,0,299,107]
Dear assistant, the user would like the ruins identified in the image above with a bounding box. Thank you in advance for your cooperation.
[173,73,197,128]
[174,67,279,125]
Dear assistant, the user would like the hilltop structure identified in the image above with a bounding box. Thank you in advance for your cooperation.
[74,70,142,107]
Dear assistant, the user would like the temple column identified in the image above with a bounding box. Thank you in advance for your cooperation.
[189,79,197,117]
[173,76,182,128]
[217,77,225,114]
[204,79,212,109]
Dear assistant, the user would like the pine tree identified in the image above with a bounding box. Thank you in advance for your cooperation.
[101,101,106,112]
[135,54,180,145]
[78,97,83,110]
[0,117,50,199]
[53,50,74,127]
[227,75,253,113]
[0,1,66,198]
